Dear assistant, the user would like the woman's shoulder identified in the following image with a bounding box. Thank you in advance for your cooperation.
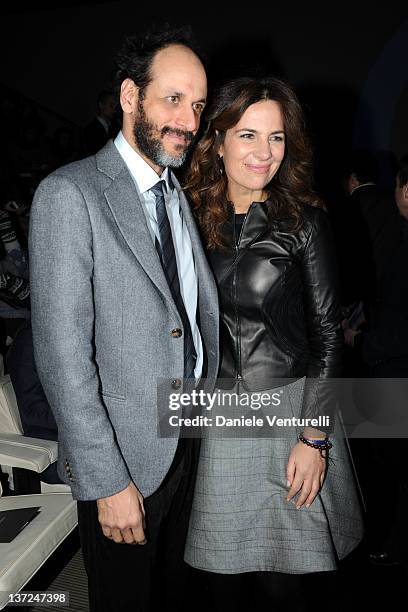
[298,204,331,239]
[300,204,328,225]
[271,205,329,239]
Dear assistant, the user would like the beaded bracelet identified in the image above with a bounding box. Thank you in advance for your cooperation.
[298,434,332,457]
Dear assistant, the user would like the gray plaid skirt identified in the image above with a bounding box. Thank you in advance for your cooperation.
[184,378,364,574]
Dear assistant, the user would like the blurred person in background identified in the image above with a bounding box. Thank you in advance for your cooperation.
[7,320,62,484]
[0,185,30,358]
[82,90,118,155]
[50,125,80,170]
[344,155,408,566]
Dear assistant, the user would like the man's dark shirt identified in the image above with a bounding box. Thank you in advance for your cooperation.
[333,191,376,307]
[361,216,408,368]
[351,184,399,293]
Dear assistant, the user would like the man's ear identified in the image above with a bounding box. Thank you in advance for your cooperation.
[120,78,138,115]
[403,182,408,201]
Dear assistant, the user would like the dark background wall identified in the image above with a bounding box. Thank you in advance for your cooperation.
[1,1,408,194]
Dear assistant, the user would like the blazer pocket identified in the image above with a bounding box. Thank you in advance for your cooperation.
[101,391,126,402]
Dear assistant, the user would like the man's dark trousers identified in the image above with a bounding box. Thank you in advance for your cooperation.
[77,437,200,611]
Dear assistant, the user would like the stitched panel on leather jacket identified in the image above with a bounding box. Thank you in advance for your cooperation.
[208,201,343,430]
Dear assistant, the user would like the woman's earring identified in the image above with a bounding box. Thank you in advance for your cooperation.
[217,154,224,175]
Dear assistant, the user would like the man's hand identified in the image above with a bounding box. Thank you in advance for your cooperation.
[286,442,327,509]
[344,327,361,348]
[96,481,146,544]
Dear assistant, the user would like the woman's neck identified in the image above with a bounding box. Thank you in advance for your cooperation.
[232,202,251,214]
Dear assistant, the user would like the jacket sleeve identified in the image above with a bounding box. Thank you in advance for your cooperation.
[300,208,344,432]
[29,173,131,500]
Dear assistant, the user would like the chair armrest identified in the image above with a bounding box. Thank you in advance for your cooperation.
[0,433,58,473]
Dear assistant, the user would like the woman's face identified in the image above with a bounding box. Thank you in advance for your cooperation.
[219,100,285,203]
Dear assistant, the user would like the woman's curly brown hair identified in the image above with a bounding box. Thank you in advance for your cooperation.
[184,76,323,249]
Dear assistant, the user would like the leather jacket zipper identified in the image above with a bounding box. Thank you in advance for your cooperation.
[233,212,247,383]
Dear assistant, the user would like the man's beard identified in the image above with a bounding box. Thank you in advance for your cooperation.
[133,99,194,168]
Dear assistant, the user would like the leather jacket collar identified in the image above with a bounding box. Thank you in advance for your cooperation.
[225,201,270,249]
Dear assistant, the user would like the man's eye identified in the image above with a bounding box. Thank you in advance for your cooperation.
[168,96,179,104]
[193,104,204,114]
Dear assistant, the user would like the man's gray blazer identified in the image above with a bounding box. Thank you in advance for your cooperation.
[29,140,219,501]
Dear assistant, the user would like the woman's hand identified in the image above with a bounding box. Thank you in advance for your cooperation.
[286,442,327,509]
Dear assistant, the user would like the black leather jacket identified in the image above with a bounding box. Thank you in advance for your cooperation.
[208,201,343,425]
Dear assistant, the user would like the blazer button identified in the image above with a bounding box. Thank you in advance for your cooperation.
[171,378,182,390]
[171,328,183,338]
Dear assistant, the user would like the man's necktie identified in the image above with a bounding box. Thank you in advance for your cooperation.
[151,180,197,380]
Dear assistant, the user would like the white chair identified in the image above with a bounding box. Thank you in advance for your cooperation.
[0,373,70,494]
[0,374,22,435]
[0,372,78,609]
[0,481,77,610]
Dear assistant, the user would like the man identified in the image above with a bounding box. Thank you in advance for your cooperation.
[343,150,398,297]
[345,155,408,565]
[394,154,408,220]
[29,27,219,611]
[358,154,408,372]
[82,89,117,155]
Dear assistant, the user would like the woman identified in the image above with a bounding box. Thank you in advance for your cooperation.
[184,77,364,609]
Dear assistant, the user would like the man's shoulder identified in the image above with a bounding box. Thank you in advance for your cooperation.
[35,154,104,199]
[353,183,385,205]
[32,154,103,212]
[47,154,97,183]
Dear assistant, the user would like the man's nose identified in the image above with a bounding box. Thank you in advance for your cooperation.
[175,103,199,133]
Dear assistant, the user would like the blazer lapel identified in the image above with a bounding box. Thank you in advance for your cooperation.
[175,182,219,383]
[175,178,213,287]
[97,142,178,313]
[176,181,218,313]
